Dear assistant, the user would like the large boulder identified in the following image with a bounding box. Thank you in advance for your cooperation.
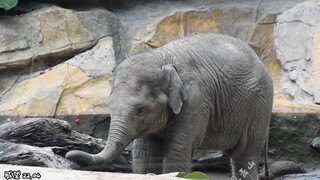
[0,6,117,70]
[274,1,320,105]
[269,114,320,171]
[0,37,114,118]
[0,6,118,121]
[266,161,306,179]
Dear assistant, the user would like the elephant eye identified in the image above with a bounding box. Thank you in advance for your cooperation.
[137,107,146,117]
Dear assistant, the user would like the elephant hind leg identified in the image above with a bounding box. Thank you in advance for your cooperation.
[226,127,265,180]
[230,155,259,180]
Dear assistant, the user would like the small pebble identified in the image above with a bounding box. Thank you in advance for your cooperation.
[311,137,320,149]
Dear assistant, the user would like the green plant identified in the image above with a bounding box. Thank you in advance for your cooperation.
[0,0,18,10]
[159,171,209,180]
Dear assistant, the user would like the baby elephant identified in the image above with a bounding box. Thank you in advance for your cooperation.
[66,33,273,180]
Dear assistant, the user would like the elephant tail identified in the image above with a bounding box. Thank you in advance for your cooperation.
[264,137,269,180]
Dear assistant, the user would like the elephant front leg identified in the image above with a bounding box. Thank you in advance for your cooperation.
[163,142,193,173]
[132,135,164,174]
[163,127,198,173]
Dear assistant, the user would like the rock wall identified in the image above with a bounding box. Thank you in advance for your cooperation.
[275,1,320,105]
[1,0,320,122]
[0,6,117,120]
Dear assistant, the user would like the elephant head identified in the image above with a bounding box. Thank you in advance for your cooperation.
[65,55,187,169]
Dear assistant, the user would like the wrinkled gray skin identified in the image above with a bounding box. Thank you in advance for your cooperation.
[66,33,273,180]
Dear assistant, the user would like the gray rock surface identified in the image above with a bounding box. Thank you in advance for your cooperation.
[269,114,320,171]
[66,37,116,77]
[0,6,117,70]
[267,161,306,180]
[274,0,320,104]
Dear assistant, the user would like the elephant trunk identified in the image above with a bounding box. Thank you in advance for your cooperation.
[94,118,134,164]
[66,117,134,170]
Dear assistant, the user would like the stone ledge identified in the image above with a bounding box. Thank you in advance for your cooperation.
[273,97,320,113]
[0,164,179,180]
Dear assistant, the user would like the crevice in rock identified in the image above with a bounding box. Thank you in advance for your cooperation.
[53,88,64,118]
[258,21,277,25]
[53,64,69,118]
[33,16,44,45]
[255,0,264,23]
[29,56,36,75]
[0,45,31,54]
[278,20,314,27]
[0,77,19,100]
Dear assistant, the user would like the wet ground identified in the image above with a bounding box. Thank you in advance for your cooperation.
[207,172,231,180]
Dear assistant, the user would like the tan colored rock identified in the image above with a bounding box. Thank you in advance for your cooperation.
[247,14,282,89]
[55,74,112,116]
[273,93,320,113]
[0,6,117,70]
[145,10,228,48]
[0,64,80,116]
[0,64,113,117]
[0,37,115,117]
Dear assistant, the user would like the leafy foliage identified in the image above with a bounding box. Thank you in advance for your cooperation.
[0,0,18,10]
[160,171,209,180]
[183,172,209,180]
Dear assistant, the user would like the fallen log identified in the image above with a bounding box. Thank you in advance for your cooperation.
[0,118,105,153]
[0,118,131,172]
[0,140,79,169]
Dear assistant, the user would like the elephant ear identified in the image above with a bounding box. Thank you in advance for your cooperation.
[160,64,187,114]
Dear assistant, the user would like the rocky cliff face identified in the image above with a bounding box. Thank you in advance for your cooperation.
[1,0,320,120]
[0,0,319,175]
[0,6,117,119]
